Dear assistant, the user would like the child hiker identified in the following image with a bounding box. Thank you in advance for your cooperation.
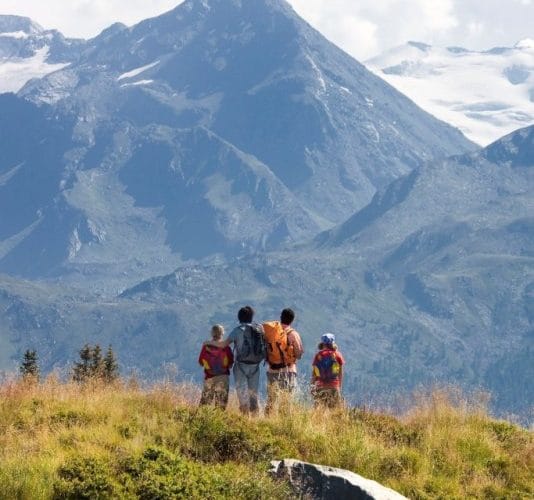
[198,324,234,409]
[311,333,345,408]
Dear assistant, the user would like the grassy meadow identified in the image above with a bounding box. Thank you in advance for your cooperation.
[0,378,532,499]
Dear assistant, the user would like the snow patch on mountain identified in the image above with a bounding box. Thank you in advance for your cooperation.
[120,79,154,87]
[0,47,69,93]
[117,60,160,81]
[0,31,30,39]
[366,41,534,146]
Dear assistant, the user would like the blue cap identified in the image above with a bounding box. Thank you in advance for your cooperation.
[321,333,335,345]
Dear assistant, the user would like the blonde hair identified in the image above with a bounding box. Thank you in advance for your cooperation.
[211,324,224,340]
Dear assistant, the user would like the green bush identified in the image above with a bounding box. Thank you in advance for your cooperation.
[51,447,290,500]
[126,447,225,499]
[187,406,280,463]
[53,457,122,499]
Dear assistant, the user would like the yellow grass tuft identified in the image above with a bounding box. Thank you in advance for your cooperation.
[0,378,532,499]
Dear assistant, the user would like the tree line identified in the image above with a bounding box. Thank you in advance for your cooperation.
[19,344,119,383]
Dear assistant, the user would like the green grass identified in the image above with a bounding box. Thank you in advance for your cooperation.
[0,379,532,499]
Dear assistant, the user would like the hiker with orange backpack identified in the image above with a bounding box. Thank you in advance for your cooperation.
[311,333,345,408]
[263,308,304,414]
[198,325,234,409]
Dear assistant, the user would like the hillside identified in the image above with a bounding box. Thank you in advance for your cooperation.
[0,380,532,499]
[0,125,531,420]
[118,125,534,419]
[0,0,531,426]
[0,0,473,280]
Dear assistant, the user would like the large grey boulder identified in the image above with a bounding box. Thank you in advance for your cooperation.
[271,459,407,500]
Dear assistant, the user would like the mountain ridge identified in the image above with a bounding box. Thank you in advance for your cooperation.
[1,0,473,279]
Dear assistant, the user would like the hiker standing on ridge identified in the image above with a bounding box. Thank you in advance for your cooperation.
[311,333,344,408]
[198,324,234,409]
[224,306,266,415]
[263,308,304,414]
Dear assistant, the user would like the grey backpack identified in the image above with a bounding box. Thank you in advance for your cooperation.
[236,323,266,364]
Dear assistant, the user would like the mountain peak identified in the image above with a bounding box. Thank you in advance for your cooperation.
[482,125,534,167]
[0,15,43,35]
[156,0,298,28]
[407,41,431,51]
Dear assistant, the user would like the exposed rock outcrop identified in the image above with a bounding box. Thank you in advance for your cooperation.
[271,459,407,500]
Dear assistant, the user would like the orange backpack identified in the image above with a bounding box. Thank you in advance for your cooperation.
[263,321,297,369]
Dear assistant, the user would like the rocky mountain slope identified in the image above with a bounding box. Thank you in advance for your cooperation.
[119,125,534,417]
[366,40,534,146]
[0,0,473,281]
[0,1,531,419]
[1,126,530,418]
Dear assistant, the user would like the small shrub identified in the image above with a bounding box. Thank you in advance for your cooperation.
[486,456,512,483]
[53,457,122,499]
[50,410,93,428]
[129,447,225,499]
[116,423,138,439]
[378,449,421,479]
[350,408,422,446]
[188,406,279,463]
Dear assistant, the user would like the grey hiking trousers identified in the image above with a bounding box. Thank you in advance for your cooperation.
[233,362,261,414]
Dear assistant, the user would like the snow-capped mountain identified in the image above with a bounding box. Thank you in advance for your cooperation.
[366,40,534,146]
[0,15,83,93]
[0,0,472,280]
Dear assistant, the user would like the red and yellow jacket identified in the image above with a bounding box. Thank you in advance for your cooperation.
[312,348,344,388]
[198,344,234,380]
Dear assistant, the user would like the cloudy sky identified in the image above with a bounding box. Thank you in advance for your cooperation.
[1,0,533,60]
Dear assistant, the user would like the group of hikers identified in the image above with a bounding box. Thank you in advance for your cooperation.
[198,306,345,414]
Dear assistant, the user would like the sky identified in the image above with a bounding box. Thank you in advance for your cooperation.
[0,0,533,60]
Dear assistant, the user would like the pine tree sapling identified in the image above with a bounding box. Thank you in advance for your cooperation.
[20,349,39,381]
[72,344,93,383]
[72,344,120,384]
[91,344,104,379]
[103,345,119,383]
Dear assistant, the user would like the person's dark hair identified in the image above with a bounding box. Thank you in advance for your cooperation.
[238,306,254,323]
[280,308,295,325]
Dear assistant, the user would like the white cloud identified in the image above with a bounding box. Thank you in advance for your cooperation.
[0,0,180,38]
[291,0,458,59]
[467,21,485,38]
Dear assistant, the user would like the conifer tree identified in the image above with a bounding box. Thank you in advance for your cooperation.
[91,344,104,378]
[72,344,93,383]
[19,349,39,381]
[103,345,119,383]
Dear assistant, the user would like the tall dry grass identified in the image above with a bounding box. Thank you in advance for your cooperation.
[0,377,532,499]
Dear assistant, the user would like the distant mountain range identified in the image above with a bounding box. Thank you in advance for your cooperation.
[0,0,532,421]
[119,124,534,417]
[0,0,472,281]
[366,40,534,146]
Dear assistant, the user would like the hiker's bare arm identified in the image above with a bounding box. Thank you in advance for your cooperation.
[291,331,304,359]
